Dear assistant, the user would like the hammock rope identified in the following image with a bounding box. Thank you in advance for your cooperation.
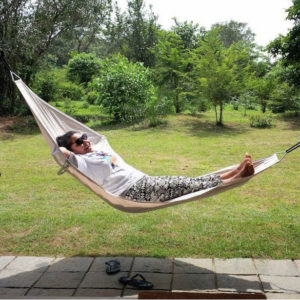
[1,52,299,213]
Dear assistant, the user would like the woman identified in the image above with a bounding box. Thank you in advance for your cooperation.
[56,131,254,202]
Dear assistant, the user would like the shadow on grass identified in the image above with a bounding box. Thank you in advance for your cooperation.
[171,114,250,138]
[276,112,300,130]
[89,114,250,139]
[0,256,280,297]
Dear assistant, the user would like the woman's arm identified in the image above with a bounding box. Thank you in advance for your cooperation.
[59,147,71,159]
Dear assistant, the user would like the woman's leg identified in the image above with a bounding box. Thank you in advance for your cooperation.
[123,174,222,202]
[123,154,255,203]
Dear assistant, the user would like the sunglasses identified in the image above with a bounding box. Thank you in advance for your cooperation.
[74,133,88,146]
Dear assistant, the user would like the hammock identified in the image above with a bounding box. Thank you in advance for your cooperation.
[5,68,299,213]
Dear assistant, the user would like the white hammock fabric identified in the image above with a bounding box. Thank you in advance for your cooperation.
[14,78,280,213]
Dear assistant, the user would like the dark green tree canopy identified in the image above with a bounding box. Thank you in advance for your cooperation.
[268,0,300,87]
[171,19,200,49]
[0,0,112,114]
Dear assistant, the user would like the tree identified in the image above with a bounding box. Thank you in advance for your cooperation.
[152,30,191,113]
[125,0,159,67]
[211,20,255,48]
[248,74,277,113]
[171,19,199,49]
[268,0,300,88]
[192,29,251,125]
[101,3,128,57]
[0,0,112,115]
[269,81,299,113]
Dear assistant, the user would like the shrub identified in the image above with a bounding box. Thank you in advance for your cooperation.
[85,91,98,105]
[57,81,84,101]
[146,96,174,126]
[81,101,90,109]
[249,113,273,128]
[230,98,239,110]
[91,54,155,123]
[36,75,55,102]
[67,52,102,85]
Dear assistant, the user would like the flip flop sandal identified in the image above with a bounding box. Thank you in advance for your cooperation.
[105,259,121,274]
[119,273,154,289]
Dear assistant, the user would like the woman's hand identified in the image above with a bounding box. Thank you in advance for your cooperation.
[110,155,118,166]
[59,147,71,158]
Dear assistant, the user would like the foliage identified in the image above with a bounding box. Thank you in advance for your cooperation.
[249,113,273,128]
[32,74,55,103]
[103,0,159,67]
[146,95,174,126]
[268,0,300,87]
[237,92,258,116]
[85,91,99,105]
[152,30,192,113]
[269,83,300,113]
[212,20,255,48]
[32,68,85,102]
[67,53,102,86]
[171,19,200,49]
[125,0,159,67]
[247,73,277,113]
[0,0,112,115]
[91,54,154,123]
[191,29,252,125]
[57,82,84,101]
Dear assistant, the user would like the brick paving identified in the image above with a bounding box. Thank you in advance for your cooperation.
[0,256,299,298]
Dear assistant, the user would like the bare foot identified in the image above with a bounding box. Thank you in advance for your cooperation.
[234,161,255,179]
[221,155,251,180]
[237,153,252,170]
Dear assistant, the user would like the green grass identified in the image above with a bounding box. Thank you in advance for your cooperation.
[0,109,299,258]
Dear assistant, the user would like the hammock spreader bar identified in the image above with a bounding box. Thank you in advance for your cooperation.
[285,141,300,154]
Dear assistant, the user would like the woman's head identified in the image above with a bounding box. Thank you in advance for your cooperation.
[56,131,92,154]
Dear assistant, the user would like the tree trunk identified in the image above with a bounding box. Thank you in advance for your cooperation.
[219,103,223,126]
[216,103,223,126]
[214,105,218,125]
[174,75,180,113]
[261,100,266,113]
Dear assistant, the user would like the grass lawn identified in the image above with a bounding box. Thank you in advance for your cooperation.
[0,109,299,258]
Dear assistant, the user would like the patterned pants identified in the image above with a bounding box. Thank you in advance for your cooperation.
[123,175,222,203]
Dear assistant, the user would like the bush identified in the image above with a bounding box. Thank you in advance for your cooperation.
[249,113,273,128]
[269,82,299,113]
[32,68,84,102]
[91,54,155,123]
[57,81,84,101]
[36,75,55,102]
[81,101,89,109]
[67,52,102,85]
[146,96,174,126]
[231,98,239,110]
[85,91,98,105]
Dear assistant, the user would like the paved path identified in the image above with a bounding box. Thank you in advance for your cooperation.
[0,256,299,298]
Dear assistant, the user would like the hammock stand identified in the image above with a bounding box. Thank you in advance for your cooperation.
[1,52,299,213]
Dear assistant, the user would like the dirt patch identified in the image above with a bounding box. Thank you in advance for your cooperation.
[0,116,37,137]
[0,116,18,130]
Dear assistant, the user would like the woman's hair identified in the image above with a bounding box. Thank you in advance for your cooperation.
[56,131,77,151]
